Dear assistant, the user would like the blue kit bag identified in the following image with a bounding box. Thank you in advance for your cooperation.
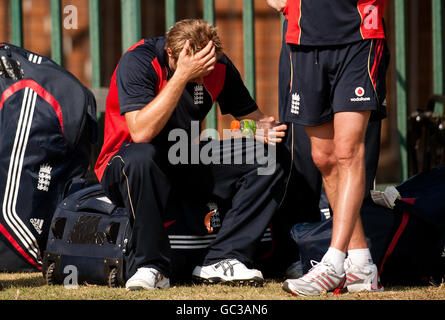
[0,43,97,272]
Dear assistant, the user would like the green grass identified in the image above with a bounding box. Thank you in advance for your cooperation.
[1,272,445,300]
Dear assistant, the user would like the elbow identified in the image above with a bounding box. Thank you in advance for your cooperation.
[131,135,150,144]
[125,112,159,143]
[129,129,155,144]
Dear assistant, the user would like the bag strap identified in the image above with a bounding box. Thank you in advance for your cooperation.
[378,198,416,276]
[378,212,410,276]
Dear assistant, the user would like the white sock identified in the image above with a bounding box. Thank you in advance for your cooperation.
[347,248,373,266]
[322,247,346,275]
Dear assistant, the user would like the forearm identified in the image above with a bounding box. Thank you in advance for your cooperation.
[126,72,188,143]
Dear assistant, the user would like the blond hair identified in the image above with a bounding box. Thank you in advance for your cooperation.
[165,19,223,61]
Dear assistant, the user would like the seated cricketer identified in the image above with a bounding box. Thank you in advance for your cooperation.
[94,19,287,290]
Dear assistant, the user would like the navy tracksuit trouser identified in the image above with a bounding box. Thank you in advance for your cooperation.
[100,139,285,278]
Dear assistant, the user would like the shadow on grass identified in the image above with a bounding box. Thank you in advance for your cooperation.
[1,273,46,290]
[171,277,284,289]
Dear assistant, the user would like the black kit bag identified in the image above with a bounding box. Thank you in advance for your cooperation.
[43,184,131,287]
[0,43,97,272]
[43,184,275,287]
[291,166,445,286]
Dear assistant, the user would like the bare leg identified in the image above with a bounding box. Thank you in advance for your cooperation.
[347,215,368,250]
[283,111,374,296]
[330,111,370,251]
[305,111,370,253]
[304,121,338,210]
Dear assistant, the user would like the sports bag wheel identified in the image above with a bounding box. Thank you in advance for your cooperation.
[107,267,119,288]
[45,262,57,286]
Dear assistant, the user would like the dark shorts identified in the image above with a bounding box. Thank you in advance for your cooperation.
[283,39,389,126]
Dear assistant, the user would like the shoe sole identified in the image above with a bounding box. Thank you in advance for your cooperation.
[283,278,347,297]
[126,285,154,291]
[192,275,264,287]
[126,283,170,291]
[346,283,384,293]
[282,281,321,297]
[282,281,301,296]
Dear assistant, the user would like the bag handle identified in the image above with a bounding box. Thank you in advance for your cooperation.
[75,195,116,215]
[64,184,117,215]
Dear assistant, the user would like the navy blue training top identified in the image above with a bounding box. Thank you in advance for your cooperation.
[95,36,258,180]
[284,0,387,46]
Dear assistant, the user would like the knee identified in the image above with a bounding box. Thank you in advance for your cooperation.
[311,148,336,174]
[121,143,160,172]
[334,143,365,168]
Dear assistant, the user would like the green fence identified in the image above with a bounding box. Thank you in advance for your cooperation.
[7,0,444,182]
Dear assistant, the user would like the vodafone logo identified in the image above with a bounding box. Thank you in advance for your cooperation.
[355,87,365,97]
[350,86,371,102]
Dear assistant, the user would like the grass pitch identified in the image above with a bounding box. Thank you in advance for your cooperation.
[0,272,444,300]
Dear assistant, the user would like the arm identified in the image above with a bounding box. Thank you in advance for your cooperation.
[266,0,287,12]
[124,68,188,143]
[125,40,216,143]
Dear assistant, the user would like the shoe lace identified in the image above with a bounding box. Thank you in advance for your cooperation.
[146,268,163,283]
[301,260,331,281]
[214,259,239,276]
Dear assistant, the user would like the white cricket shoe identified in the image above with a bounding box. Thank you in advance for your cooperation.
[192,259,264,286]
[125,267,170,291]
[344,258,384,293]
[283,260,345,296]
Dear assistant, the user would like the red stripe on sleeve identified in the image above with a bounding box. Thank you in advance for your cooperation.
[151,57,168,94]
[284,0,302,45]
[358,0,386,40]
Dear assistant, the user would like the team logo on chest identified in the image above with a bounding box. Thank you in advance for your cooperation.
[194,85,204,105]
[291,92,301,115]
